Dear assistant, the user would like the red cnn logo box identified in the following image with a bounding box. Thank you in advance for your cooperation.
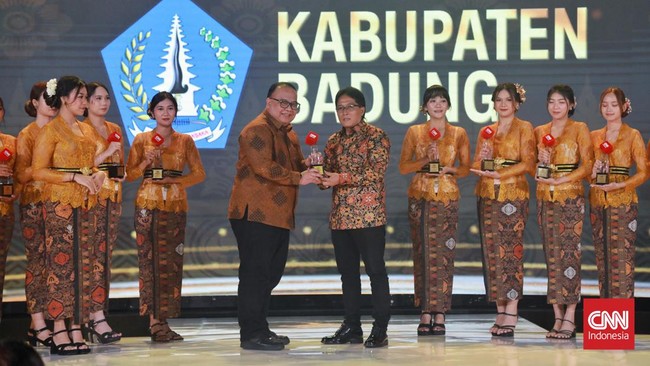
[583,298,635,350]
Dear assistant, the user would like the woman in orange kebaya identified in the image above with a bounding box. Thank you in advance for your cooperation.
[534,85,593,339]
[33,76,115,355]
[0,97,17,327]
[399,85,470,336]
[470,82,535,338]
[81,82,123,344]
[126,92,205,342]
[589,87,646,300]
[16,82,58,348]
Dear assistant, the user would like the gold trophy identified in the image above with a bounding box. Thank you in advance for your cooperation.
[426,127,441,174]
[480,126,495,171]
[151,133,165,180]
[596,141,613,185]
[536,133,555,179]
[0,148,13,197]
[105,132,125,178]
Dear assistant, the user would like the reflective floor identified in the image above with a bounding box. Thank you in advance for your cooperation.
[35,314,650,366]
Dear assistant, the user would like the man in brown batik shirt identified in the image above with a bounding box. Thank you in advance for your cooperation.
[228,82,321,351]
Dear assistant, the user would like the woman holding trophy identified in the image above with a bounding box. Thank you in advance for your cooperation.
[534,85,593,339]
[589,87,646,299]
[399,85,470,336]
[126,91,205,342]
[470,82,535,337]
[82,82,124,343]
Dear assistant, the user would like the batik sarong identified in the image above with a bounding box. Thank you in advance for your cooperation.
[135,207,186,319]
[91,199,122,313]
[0,212,14,319]
[409,197,458,312]
[21,202,47,314]
[538,197,584,304]
[44,201,98,323]
[478,186,528,302]
[590,204,637,298]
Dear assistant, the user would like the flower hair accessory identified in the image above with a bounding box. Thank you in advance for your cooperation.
[46,78,57,97]
[514,83,527,104]
[624,97,632,114]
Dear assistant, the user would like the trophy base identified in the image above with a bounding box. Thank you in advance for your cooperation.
[0,183,13,197]
[596,173,609,185]
[152,168,164,180]
[536,165,552,179]
[481,159,495,171]
[427,161,441,174]
[106,164,125,179]
[312,164,324,175]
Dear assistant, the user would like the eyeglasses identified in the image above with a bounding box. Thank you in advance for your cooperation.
[269,97,300,111]
[336,104,360,113]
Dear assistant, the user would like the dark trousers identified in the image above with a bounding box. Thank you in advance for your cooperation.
[230,217,289,341]
[332,226,391,330]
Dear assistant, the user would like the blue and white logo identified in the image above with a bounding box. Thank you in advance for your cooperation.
[101,0,252,148]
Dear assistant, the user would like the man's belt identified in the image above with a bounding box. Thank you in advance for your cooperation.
[609,166,630,176]
[52,167,93,176]
[144,169,182,178]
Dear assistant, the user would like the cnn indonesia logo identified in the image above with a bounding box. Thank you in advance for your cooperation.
[583,298,635,350]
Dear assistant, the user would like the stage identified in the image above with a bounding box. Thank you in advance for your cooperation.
[27,314,650,366]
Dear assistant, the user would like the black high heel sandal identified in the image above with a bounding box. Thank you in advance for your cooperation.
[493,313,517,337]
[431,312,446,336]
[490,312,505,336]
[160,321,184,341]
[27,326,53,347]
[546,318,563,338]
[150,322,171,342]
[85,319,122,344]
[49,329,79,356]
[68,328,91,354]
[551,319,576,339]
[417,312,433,336]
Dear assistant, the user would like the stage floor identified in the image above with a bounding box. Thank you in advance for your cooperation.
[35,314,650,366]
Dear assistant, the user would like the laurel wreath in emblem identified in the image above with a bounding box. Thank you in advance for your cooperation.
[197,27,236,134]
[120,30,152,123]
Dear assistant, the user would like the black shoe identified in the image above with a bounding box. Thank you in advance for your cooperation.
[321,323,363,344]
[268,331,290,345]
[364,327,388,348]
[240,335,285,351]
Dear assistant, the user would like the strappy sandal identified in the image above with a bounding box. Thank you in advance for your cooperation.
[27,326,53,347]
[160,321,184,341]
[68,327,91,354]
[493,313,517,337]
[551,319,576,339]
[49,329,78,356]
[150,322,172,342]
[431,312,446,336]
[417,312,433,336]
[546,318,563,338]
[490,312,505,335]
[85,319,122,344]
